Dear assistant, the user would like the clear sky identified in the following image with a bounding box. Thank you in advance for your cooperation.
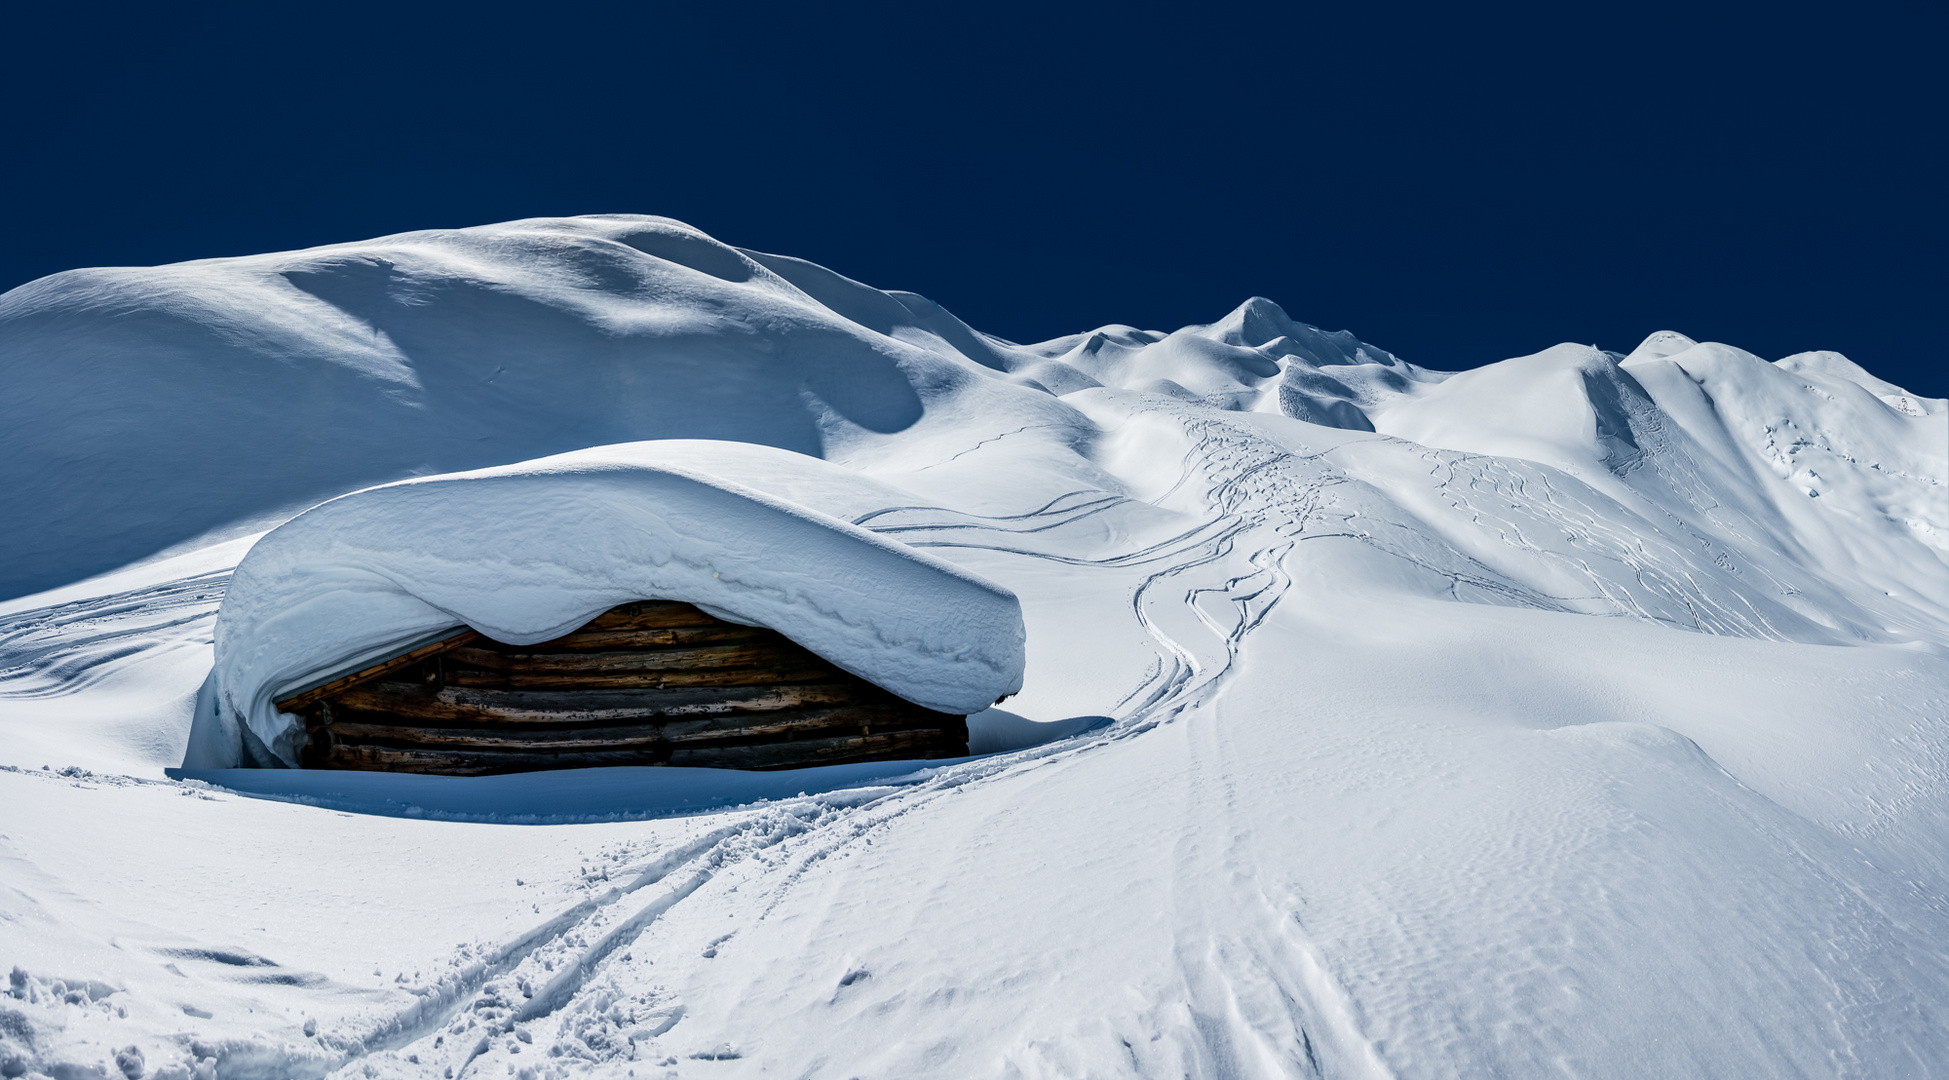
[5,0,1944,394]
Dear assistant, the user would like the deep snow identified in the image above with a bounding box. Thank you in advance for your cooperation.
[199,442,1025,767]
[2,215,1946,1079]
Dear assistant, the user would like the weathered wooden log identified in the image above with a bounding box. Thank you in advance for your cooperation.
[668,724,966,769]
[443,640,816,673]
[578,601,726,631]
[318,702,941,751]
[439,663,840,691]
[283,598,971,773]
[313,725,965,775]
[275,628,480,713]
[322,680,882,725]
[520,625,766,652]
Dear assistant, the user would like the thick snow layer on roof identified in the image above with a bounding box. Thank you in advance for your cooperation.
[205,442,1024,767]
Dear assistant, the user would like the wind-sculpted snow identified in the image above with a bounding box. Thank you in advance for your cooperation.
[4,216,1949,1079]
[203,443,1025,767]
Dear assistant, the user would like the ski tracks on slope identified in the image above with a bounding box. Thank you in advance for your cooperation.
[866,404,1410,1077]
[1412,450,1798,638]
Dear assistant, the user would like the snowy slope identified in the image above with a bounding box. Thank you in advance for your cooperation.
[2,216,1947,1080]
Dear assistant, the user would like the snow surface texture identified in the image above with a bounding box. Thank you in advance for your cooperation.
[198,443,1027,767]
[3,215,1948,1078]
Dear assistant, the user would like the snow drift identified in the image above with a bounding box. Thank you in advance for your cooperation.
[199,442,1025,767]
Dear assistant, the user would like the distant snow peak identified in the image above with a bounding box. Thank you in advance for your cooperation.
[1624,329,1699,364]
[1017,296,1437,431]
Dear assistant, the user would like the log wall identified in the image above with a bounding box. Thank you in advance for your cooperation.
[278,600,969,775]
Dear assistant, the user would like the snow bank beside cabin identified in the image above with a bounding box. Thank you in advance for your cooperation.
[201,443,1025,767]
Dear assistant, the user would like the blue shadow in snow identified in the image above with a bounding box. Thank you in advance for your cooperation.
[164,758,964,825]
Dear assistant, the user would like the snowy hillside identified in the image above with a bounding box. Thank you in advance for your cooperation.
[2,215,1947,1079]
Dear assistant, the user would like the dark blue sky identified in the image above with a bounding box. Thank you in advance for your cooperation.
[6,1,1944,393]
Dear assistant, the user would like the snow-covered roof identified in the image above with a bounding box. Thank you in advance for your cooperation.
[210,442,1026,767]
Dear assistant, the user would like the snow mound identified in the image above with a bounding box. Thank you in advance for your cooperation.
[203,442,1025,767]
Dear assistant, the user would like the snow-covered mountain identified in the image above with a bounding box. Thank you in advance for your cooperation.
[2,216,1946,1079]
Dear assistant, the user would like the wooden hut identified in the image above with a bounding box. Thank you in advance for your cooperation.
[273,599,970,775]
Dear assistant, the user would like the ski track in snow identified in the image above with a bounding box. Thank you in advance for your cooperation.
[1415,450,1792,638]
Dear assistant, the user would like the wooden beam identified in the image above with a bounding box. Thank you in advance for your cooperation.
[284,598,973,775]
[273,600,747,713]
[440,662,840,691]
[323,680,900,725]
[444,641,809,674]
[578,601,725,631]
[313,726,966,776]
[275,628,480,714]
[523,625,767,652]
[319,703,941,751]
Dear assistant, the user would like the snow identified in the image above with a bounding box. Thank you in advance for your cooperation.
[199,442,1026,767]
[3,215,1949,1078]
[0,216,1084,601]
